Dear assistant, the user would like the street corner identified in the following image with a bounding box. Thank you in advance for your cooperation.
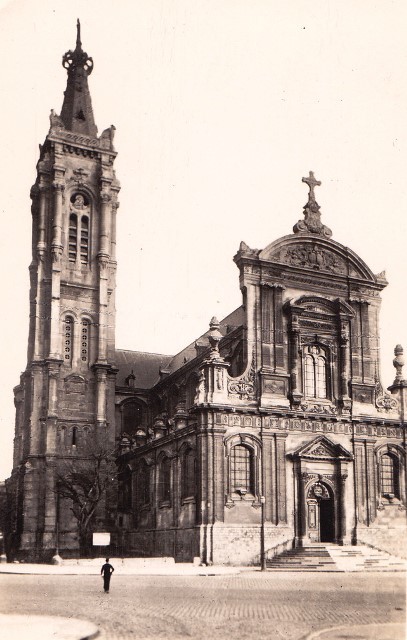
[304,622,406,640]
[0,613,99,640]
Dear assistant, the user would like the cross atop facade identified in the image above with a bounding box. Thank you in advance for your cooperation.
[302,171,321,202]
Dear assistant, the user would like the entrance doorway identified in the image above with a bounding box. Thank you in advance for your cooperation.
[306,481,335,543]
[319,495,334,542]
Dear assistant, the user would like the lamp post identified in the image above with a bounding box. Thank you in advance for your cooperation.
[260,495,266,571]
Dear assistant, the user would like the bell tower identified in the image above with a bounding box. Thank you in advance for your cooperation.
[11,22,120,560]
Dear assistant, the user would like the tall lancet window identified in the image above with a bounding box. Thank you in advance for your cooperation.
[304,345,328,399]
[80,216,89,264]
[70,193,90,265]
[68,214,78,261]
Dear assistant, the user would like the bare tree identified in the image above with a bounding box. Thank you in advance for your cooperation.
[56,440,118,556]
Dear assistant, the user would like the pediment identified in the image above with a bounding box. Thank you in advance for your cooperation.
[290,436,353,461]
[259,235,377,283]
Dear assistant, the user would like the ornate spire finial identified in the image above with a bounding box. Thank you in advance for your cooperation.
[293,171,332,238]
[76,19,81,49]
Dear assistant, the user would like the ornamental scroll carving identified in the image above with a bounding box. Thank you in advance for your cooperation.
[227,353,256,400]
[280,244,346,274]
[375,379,398,413]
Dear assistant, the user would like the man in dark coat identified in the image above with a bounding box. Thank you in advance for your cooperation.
[101,558,114,593]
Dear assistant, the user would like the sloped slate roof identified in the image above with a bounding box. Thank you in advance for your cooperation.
[115,306,245,390]
[164,305,245,375]
[115,349,173,389]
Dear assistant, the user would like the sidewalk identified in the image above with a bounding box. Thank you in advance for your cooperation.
[0,613,98,640]
[0,557,242,576]
[305,623,405,640]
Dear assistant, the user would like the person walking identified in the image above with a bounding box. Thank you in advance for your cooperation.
[101,558,114,593]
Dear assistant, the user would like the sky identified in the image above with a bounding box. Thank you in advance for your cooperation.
[0,0,406,480]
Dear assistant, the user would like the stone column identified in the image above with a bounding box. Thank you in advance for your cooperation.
[172,453,179,528]
[97,191,111,365]
[339,319,352,413]
[275,433,288,524]
[273,285,285,370]
[262,430,274,523]
[338,473,348,544]
[353,438,367,525]
[49,182,64,360]
[290,319,302,407]
[33,185,48,361]
[365,439,377,524]
[213,427,226,522]
[298,471,309,546]
[47,362,61,419]
[95,367,108,428]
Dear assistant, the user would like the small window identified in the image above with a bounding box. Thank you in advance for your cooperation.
[231,444,254,495]
[64,316,74,363]
[182,449,196,499]
[380,453,399,498]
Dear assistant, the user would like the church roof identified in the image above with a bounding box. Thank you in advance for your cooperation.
[115,349,173,389]
[115,306,245,389]
[164,305,245,375]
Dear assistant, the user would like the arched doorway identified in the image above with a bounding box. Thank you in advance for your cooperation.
[307,482,335,543]
[319,493,334,542]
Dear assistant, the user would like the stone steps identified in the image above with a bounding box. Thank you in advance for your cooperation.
[268,544,407,572]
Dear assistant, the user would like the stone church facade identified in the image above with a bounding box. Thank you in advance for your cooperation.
[7,26,407,564]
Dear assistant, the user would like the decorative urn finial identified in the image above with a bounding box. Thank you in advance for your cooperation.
[208,317,222,357]
[293,171,332,238]
[393,344,405,383]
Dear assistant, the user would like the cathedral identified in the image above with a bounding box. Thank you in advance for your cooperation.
[6,25,407,564]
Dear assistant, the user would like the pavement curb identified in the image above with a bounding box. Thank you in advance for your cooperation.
[0,614,100,640]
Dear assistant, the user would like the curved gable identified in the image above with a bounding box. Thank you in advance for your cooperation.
[259,234,378,283]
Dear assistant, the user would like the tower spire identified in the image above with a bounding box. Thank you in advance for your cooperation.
[59,21,97,136]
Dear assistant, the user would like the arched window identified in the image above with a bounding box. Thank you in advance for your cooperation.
[69,194,90,266]
[71,426,78,447]
[137,461,150,507]
[159,456,171,504]
[122,401,143,435]
[231,444,255,495]
[68,214,78,261]
[182,449,196,499]
[380,453,400,499]
[64,316,74,364]
[118,466,132,512]
[80,216,89,264]
[304,345,328,399]
[81,319,90,363]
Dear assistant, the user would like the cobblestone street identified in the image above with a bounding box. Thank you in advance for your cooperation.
[0,571,405,639]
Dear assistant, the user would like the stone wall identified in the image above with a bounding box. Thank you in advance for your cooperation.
[211,524,293,565]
